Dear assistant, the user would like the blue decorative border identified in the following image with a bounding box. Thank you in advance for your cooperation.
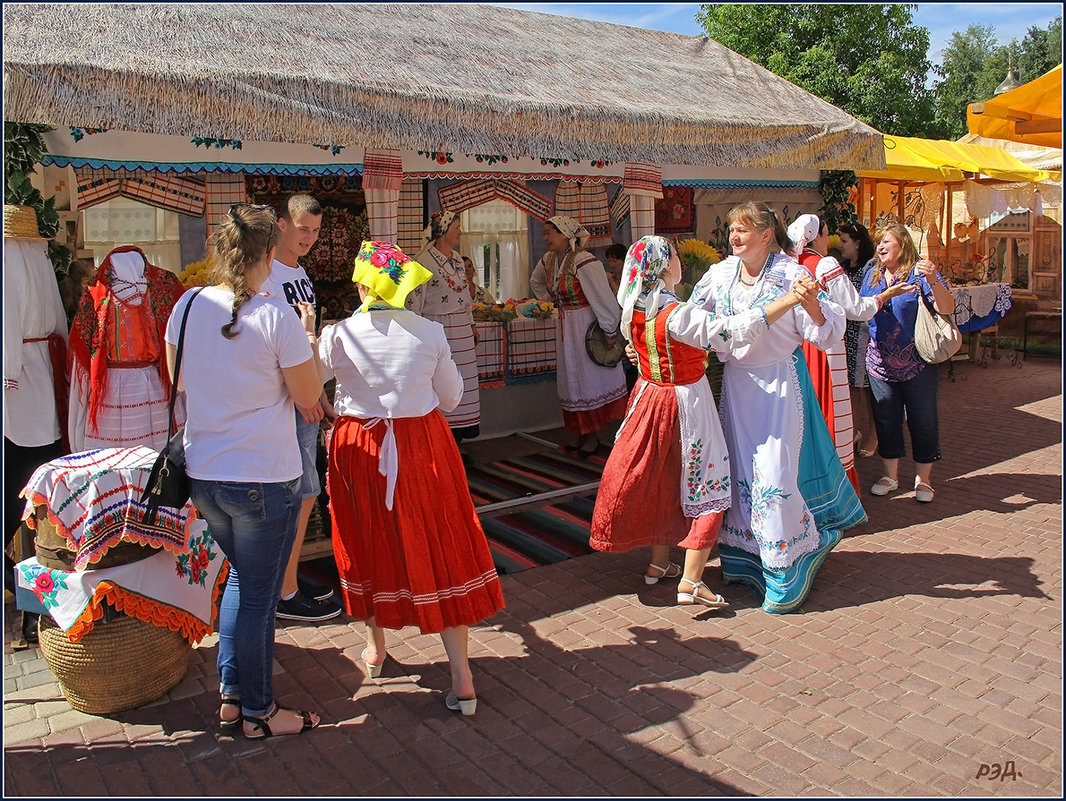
[663,179,820,188]
[41,155,364,176]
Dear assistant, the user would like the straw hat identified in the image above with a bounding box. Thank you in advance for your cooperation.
[3,204,46,241]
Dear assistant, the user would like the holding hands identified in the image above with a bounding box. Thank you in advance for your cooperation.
[789,274,821,314]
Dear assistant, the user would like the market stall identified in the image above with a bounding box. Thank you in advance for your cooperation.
[855,133,1060,362]
[4,2,888,562]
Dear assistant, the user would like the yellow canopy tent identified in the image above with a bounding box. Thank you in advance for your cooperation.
[967,64,1062,149]
[856,135,1052,183]
[854,135,1054,272]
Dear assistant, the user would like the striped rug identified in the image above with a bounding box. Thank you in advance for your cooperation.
[466,449,607,574]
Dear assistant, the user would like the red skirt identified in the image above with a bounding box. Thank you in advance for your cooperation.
[562,396,628,436]
[589,382,723,553]
[327,411,505,634]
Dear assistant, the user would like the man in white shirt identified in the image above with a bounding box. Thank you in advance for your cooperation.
[258,194,341,622]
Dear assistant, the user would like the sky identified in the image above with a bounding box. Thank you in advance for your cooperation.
[487,3,1063,73]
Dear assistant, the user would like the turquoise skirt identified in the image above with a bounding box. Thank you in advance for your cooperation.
[722,350,866,613]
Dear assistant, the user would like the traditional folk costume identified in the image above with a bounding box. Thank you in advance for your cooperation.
[789,215,887,493]
[529,215,627,436]
[323,242,504,634]
[690,252,866,613]
[410,211,480,440]
[590,237,775,555]
[68,246,184,453]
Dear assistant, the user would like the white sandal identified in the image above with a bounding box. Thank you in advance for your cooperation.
[644,562,682,585]
[914,478,935,503]
[677,578,729,609]
[870,476,899,496]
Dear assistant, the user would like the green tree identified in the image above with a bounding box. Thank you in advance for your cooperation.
[1017,16,1062,84]
[932,25,1000,138]
[932,16,1061,139]
[695,3,939,137]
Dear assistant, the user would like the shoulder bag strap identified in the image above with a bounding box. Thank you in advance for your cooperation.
[167,287,205,436]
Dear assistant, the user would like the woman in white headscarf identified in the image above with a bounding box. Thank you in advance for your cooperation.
[529,215,627,454]
[788,214,911,493]
[590,236,808,608]
[409,210,481,449]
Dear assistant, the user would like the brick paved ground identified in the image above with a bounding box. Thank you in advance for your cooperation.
[4,355,1062,797]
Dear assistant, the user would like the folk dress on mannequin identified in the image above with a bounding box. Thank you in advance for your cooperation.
[68,245,185,452]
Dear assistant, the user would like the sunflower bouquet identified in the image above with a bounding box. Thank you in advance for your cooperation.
[675,239,721,299]
[178,257,214,288]
[677,239,721,284]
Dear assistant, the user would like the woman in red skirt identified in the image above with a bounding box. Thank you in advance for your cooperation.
[590,236,810,608]
[320,241,504,716]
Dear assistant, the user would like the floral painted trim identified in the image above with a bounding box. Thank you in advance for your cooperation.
[174,528,220,588]
[21,564,69,609]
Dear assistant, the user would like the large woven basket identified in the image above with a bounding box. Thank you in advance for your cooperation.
[3,204,44,240]
[38,613,191,715]
[33,505,161,571]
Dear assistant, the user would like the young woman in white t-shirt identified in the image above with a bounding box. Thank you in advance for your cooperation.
[166,203,324,739]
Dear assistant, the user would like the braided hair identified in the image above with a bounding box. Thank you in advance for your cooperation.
[209,204,279,338]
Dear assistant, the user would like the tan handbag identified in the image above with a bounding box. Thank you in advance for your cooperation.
[914,286,962,364]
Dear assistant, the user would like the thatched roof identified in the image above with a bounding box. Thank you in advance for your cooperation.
[2,2,885,170]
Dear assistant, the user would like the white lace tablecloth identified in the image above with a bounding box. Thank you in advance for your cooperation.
[950,283,1013,331]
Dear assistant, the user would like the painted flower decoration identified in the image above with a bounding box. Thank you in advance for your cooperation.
[34,572,54,594]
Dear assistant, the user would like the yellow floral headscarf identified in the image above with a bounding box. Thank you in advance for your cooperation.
[351,241,432,311]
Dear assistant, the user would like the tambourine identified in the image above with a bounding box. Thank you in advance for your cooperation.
[585,321,626,368]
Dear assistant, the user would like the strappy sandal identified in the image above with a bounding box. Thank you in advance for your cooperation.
[219,696,242,732]
[677,578,729,610]
[644,562,682,585]
[243,704,319,740]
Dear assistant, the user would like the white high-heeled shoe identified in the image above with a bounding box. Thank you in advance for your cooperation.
[361,647,384,679]
[445,691,477,716]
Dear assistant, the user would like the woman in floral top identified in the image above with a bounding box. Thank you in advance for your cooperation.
[860,222,954,504]
[590,236,807,609]
[409,211,481,445]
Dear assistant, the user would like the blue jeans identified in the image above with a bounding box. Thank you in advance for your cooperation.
[867,364,941,464]
[295,413,321,500]
[190,477,300,718]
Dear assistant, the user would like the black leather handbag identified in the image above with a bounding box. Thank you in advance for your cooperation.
[141,288,203,524]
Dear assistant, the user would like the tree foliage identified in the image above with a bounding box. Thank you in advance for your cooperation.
[695,3,939,137]
[933,15,1062,139]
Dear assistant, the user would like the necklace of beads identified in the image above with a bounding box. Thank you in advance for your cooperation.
[726,252,774,314]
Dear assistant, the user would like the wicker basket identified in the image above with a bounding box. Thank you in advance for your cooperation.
[38,613,190,715]
[33,505,161,571]
[3,204,44,241]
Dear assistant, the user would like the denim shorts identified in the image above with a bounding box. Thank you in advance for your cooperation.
[295,413,321,499]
